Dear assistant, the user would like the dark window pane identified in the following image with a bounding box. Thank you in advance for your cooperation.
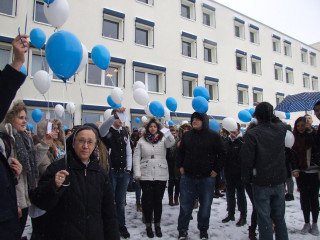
[250,32,255,43]
[252,62,256,74]
[105,66,118,86]
[182,41,191,57]
[203,13,210,26]
[148,73,159,92]
[135,28,148,46]
[35,1,49,24]
[135,71,145,84]
[0,0,13,15]
[88,63,101,85]
[103,19,119,39]
[82,112,101,124]
[32,54,49,76]
[205,84,213,100]
[181,4,190,18]
[204,47,212,62]
[183,80,192,97]
[253,93,258,103]
[236,56,242,70]
[0,48,11,70]
[273,41,277,51]
[238,90,244,104]
[137,0,149,3]
[235,25,240,37]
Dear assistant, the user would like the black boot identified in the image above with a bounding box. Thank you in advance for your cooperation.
[154,223,162,238]
[248,226,257,240]
[174,195,179,205]
[200,229,208,239]
[119,226,130,239]
[236,213,247,227]
[222,213,235,223]
[146,224,154,238]
[169,196,174,206]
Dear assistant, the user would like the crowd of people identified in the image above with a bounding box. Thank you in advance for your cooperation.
[0,35,319,240]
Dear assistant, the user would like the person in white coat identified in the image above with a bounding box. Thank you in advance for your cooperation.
[133,118,175,238]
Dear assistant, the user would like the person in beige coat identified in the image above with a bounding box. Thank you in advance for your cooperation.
[133,118,175,238]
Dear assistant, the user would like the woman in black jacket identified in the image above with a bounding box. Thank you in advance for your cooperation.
[30,125,120,240]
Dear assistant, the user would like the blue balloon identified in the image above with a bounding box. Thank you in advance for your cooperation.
[30,28,46,49]
[192,96,208,113]
[32,109,42,123]
[135,117,141,123]
[91,45,111,70]
[209,119,220,133]
[193,86,210,101]
[238,110,252,122]
[285,112,291,120]
[240,127,246,134]
[45,31,82,82]
[168,120,174,126]
[64,125,68,131]
[149,101,165,117]
[249,108,255,116]
[43,0,55,4]
[166,97,177,112]
[26,123,34,132]
[20,65,27,75]
[107,95,121,109]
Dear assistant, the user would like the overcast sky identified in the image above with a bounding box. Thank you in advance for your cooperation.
[214,0,320,45]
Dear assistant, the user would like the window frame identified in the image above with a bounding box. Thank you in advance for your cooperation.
[285,67,294,84]
[283,41,292,57]
[234,20,245,39]
[202,4,216,28]
[181,33,197,58]
[310,53,317,67]
[135,18,154,48]
[203,39,217,64]
[252,88,263,105]
[134,67,164,94]
[182,73,197,98]
[181,0,195,21]
[0,43,12,70]
[0,0,17,17]
[276,93,284,105]
[237,85,249,105]
[136,0,154,6]
[205,78,219,101]
[33,0,50,25]
[301,49,308,63]
[312,76,319,91]
[236,50,247,71]
[272,35,281,53]
[303,74,310,89]
[274,64,283,81]
[249,25,260,44]
[251,55,261,75]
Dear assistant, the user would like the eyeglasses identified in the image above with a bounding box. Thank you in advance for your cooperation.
[76,139,96,147]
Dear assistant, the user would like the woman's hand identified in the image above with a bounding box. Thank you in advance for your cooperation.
[43,132,54,145]
[9,158,22,175]
[55,170,69,188]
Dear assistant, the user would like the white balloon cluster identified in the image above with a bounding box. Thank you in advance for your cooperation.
[132,81,151,122]
[33,70,51,94]
[44,0,70,28]
[222,117,238,132]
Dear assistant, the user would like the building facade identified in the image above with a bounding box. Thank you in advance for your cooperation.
[1,0,319,129]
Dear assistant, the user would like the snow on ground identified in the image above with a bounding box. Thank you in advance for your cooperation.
[24,190,319,239]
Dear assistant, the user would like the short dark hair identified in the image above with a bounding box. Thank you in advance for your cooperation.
[313,100,320,110]
[254,102,274,123]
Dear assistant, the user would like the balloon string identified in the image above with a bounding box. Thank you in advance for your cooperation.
[105,69,116,87]
[78,74,84,103]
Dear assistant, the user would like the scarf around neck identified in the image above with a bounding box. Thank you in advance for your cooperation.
[145,132,161,144]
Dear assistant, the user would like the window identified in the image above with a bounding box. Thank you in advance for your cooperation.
[285,67,294,84]
[272,35,281,53]
[234,18,245,39]
[136,0,154,5]
[133,61,166,93]
[0,45,11,70]
[310,52,316,66]
[283,40,291,57]
[182,72,197,97]
[181,32,197,58]
[276,93,284,105]
[0,0,16,16]
[203,39,217,63]
[202,3,215,27]
[237,84,249,105]
[81,106,107,124]
[205,77,219,101]
[253,88,263,105]
[303,74,310,89]
[312,76,319,91]
[87,57,125,87]
[251,55,261,75]
[236,50,247,71]
[34,1,49,24]
[274,63,283,81]
[31,51,49,76]
[102,9,125,41]
[181,0,195,20]
[301,48,308,63]
[135,17,154,47]
[249,24,259,44]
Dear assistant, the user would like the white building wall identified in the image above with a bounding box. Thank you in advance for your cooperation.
[0,0,319,127]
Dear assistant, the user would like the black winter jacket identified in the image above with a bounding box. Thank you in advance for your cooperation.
[224,136,243,180]
[0,65,26,122]
[241,121,287,186]
[177,112,226,178]
[30,152,120,240]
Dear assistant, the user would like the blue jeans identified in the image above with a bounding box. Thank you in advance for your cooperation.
[252,184,288,240]
[111,170,130,227]
[177,175,215,232]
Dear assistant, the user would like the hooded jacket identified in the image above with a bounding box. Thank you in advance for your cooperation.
[177,112,226,178]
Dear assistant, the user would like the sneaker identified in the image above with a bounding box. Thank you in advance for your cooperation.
[200,230,208,239]
[236,214,247,227]
[222,213,235,223]
[310,223,319,236]
[300,223,311,235]
[178,230,188,240]
[146,226,154,238]
[285,193,294,201]
[119,226,130,239]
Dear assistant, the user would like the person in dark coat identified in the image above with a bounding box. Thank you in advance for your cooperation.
[241,102,289,240]
[30,125,120,240]
[177,112,226,240]
[0,34,29,122]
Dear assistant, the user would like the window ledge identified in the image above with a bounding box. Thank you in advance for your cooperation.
[148,91,164,95]
[102,36,124,42]
[52,79,72,84]
[273,51,281,55]
[286,82,294,85]
[202,24,216,29]
[252,73,262,77]
[182,96,193,99]
[204,60,218,65]
[182,55,197,60]
[86,83,118,88]
[238,103,249,106]
[209,100,219,103]
[275,79,283,82]
[250,42,260,46]
[301,62,308,65]
[135,43,154,49]
[284,54,292,58]
[33,20,51,27]
[236,69,248,73]
[234,36,245,41]
[180,16,196,22]
[0,12,15,18]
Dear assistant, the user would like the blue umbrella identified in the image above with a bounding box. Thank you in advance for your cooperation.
[275,92,320,112]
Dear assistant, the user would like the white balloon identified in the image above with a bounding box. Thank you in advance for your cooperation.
[33,70,51,94]
[181,120,189,125]
[54,104,64,118]
[164,107,171,121]
[104,109,112,120]
[111,87,123,104]
[133,81,146,91]
[133,88,149,106]
[274,111,286,119]
[141,116,148,123]
[44,0,70,28]
[144,103,153,117]
[222,117,237,132]
[285,130,295,148]
[66,102,75,114]
[76,43,88,73]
